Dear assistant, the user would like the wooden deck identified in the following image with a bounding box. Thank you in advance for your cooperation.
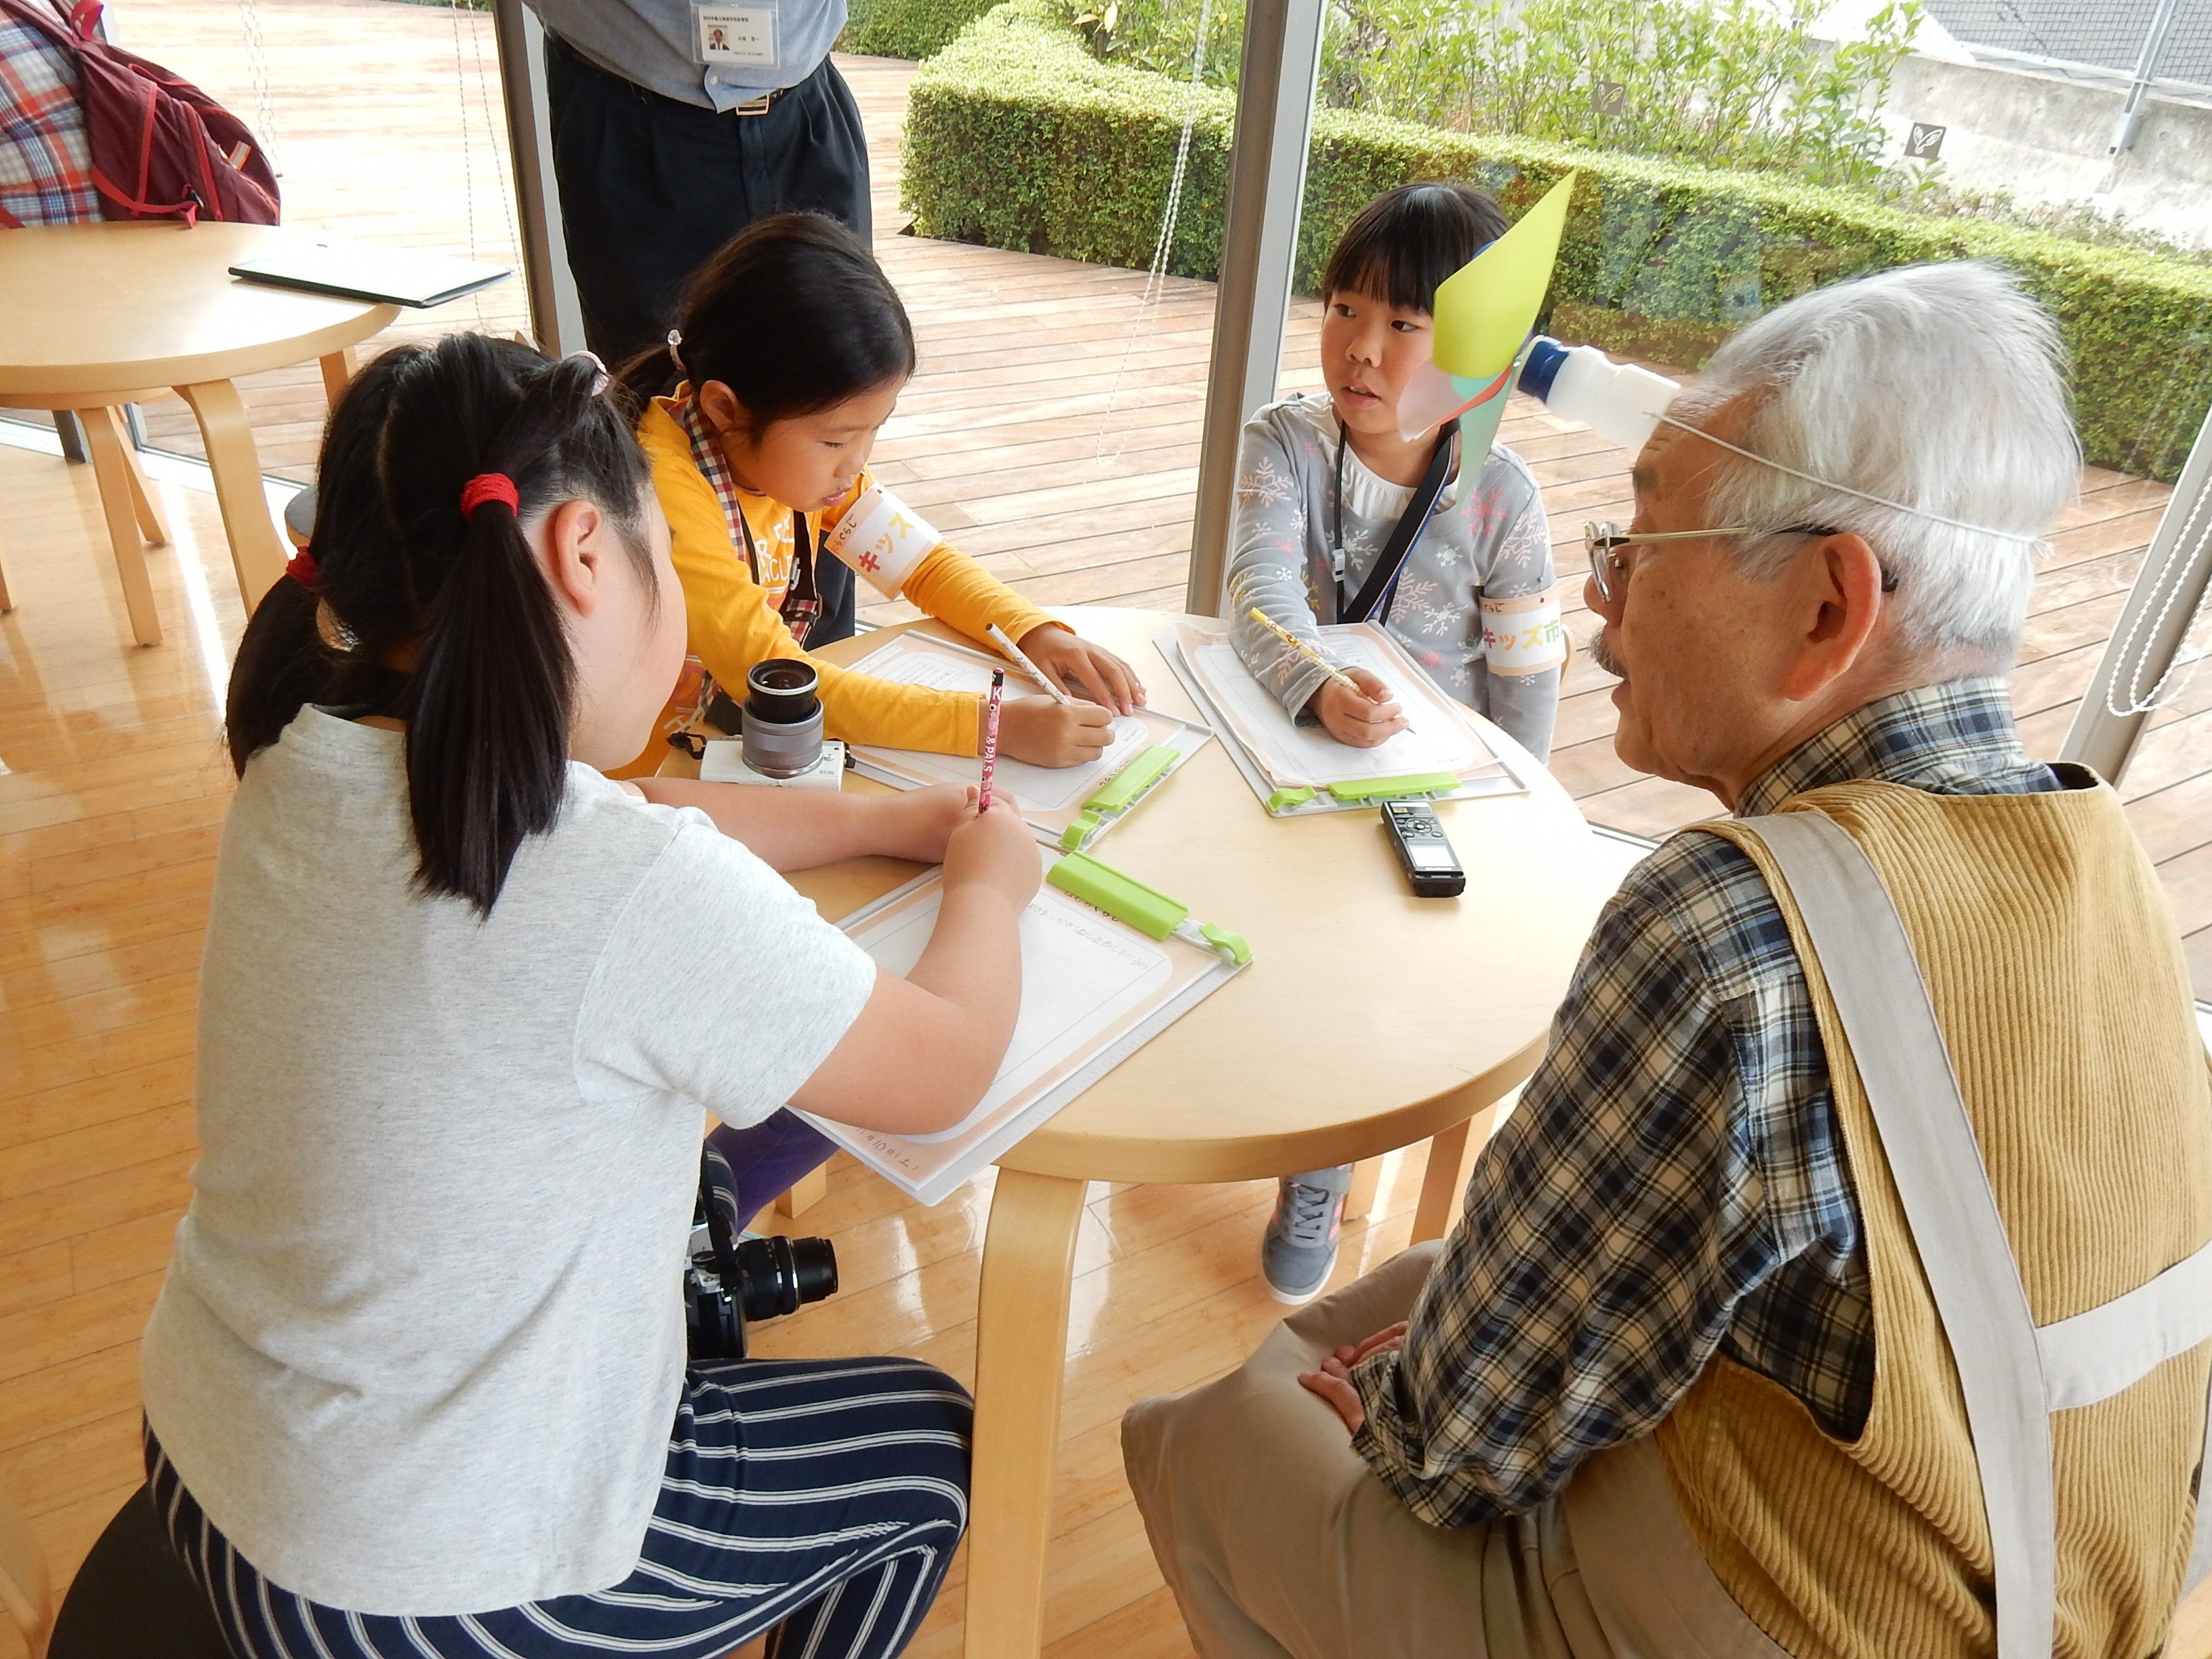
[3,7,2210,1656]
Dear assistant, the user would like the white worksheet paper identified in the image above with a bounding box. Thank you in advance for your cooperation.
[1182,630,1494,789]
[851,885,1170,1143]
[795,861,1240,1205]
[846,637,1152,811]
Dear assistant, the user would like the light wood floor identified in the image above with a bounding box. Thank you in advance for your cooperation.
[3,4,2210,1653]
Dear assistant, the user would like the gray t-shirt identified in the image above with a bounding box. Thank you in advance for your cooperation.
[529,0,844,104]
[1225,392,1559,760]
[140,710,876,1614]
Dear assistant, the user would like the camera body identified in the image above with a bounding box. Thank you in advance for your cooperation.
[685,1223,840,1361]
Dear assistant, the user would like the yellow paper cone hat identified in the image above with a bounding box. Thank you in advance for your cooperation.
[1392,173,1576,443]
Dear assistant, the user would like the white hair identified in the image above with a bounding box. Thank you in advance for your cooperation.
[1679,260,2080,674]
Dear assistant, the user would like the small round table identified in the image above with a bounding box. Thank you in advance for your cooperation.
[762,606,1634,1657]
[0,222,398,644]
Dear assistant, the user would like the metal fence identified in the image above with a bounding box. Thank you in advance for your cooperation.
[1925,0,2212,93]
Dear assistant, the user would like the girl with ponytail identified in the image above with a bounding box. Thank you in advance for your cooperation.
[145,333,1033,1657]
[609,211,1145,779]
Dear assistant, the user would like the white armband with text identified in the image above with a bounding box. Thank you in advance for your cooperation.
[1479,590,1567,676]
[821,483,943,599]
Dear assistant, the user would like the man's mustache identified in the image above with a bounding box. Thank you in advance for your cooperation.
[1588,626,1624,681]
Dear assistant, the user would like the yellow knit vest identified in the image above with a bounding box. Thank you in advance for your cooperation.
[1654,779,2212,1659]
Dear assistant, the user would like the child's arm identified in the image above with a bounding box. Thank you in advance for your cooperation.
[826,474,1146,716]
[1472,466,1561,763]
[789,792,1038,1136]
[1225,415,1407,747]
[634,778,981,873]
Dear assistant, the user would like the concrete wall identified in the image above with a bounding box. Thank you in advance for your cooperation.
[1879,54,2212,248]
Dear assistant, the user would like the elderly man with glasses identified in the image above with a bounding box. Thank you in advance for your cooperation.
[1123,260,2212,1659]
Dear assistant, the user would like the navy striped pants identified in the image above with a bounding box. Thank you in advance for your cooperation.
[145,1354,971,1658]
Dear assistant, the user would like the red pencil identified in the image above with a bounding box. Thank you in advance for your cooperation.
[979,668,1005,811]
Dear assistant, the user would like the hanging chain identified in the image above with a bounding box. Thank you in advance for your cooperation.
[235,0,281,173]
[1094,0,1218,466]
[2103,470,2212,717]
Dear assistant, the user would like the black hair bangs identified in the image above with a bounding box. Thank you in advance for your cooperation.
[1320,182,1511,315]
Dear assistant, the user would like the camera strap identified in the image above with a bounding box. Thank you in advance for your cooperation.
[1334,423,1456,628]
[733,506,823,646]
[697,1147,746,1305]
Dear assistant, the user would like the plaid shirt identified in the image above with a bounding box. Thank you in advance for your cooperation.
[0,12,98,226]
[1352,678,2064,1525]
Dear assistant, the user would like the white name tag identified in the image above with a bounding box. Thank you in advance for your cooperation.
[1479,590,1567,676]
[695,3,775,66]
[823,483,942,599]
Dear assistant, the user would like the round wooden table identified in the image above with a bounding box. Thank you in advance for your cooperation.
[756,606,1636,1657]
[0,222,398,643]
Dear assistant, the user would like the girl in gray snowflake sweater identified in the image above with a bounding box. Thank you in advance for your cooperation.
[1226,183,1561,765]
[1228,184,1563,1305]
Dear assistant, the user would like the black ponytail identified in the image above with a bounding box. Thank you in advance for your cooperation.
[224,334,653,916]
[614,212,917,430]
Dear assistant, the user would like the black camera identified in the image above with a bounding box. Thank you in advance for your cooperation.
[685,1212,840,1361]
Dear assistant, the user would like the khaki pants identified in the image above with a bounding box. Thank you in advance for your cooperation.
[1122,1242,1614,1659]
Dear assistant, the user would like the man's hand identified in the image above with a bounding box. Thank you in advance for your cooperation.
[1019,624,1147,716]
[1296,1322,1408,1435]
[1308,668,1408,747]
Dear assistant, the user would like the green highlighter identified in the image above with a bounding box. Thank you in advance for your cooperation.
[1046,850,1252,966]
[1058,744,1181,851]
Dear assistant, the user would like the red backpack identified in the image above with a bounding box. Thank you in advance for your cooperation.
[0,0,278,228]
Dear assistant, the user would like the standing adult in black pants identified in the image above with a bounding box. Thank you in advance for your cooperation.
[527,0,872,364]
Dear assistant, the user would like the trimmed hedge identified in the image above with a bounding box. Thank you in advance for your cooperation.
[903,0,2212,480]
[838,0,1002,64]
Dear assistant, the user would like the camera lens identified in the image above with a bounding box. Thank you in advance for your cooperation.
[745,659,819,726]
[730,1234,839,1322]
[740,660,825,779]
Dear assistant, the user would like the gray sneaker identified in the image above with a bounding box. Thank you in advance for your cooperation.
[1260,1165,1354,1305]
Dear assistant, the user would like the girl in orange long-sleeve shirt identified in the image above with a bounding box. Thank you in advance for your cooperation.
[610,213,1144,781]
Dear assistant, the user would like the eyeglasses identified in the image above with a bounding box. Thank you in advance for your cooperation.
[1582,522,1896,605]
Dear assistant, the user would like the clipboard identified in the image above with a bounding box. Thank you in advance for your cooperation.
[795,846,1252,1206]
[842,630,1214,850]
[1158,621,1536,817]
[228,235,512,308]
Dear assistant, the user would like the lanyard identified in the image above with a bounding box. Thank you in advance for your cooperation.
[1332,421,1457,627]
[734,504,822,646]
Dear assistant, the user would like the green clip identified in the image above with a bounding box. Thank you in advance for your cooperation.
[1199,921,1252,966]
[1324,771,1460,804]
[1059,812,1101,851]
[1267,785,1318,813]
[1047,850,1189,940]
[1084,745,1175,813]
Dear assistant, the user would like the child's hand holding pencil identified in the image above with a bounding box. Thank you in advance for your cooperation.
[1246,608,1410,749]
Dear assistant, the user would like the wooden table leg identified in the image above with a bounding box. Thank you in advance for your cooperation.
[1344,1155,1385,1223]
[178,379,285,612]
[122,436,169,548]
[319,347,358,409]
[963,1168,1088,1659]
[0,520,14,613]
[773,1165,829,1219]
[77,406,161,647]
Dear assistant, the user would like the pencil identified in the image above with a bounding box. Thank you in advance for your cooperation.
[1246,608,1363,695]
[986,622,1078,708]
[979,669,1006,811]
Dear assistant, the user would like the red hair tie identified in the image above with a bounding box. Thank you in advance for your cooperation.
[459,472,520,520]
[287,546,319,590]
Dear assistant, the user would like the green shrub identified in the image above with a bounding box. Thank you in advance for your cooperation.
[838,0,1002,61]
[904,0,2212,480]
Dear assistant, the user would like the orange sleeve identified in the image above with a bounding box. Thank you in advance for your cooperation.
[822,471,1063,650]
[619,405,983,768]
